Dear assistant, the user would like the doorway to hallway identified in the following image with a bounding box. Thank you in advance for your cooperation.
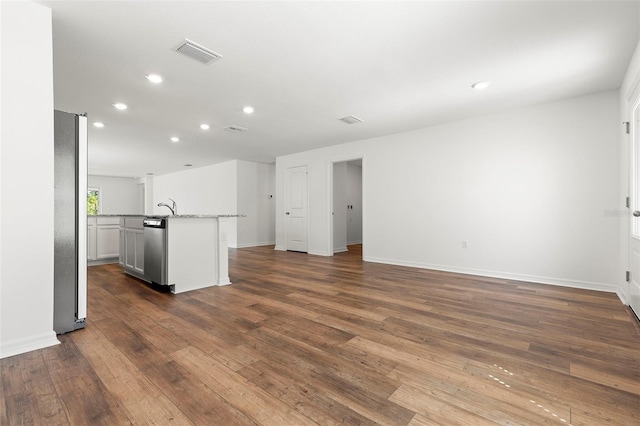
[331,158,363,256]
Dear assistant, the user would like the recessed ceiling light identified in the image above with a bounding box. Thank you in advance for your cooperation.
[471,81,490,90]
[147,172,154,176]
[93,122,104,128]
[170,137,180,142]
[200,124,210,130]
[184,164,193,167]
[113,103,128,110]
[146,74,163,84]
[243,106,254,114]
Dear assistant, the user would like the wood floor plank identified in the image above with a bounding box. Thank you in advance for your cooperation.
[464,358,640,425]
[388,366,563,425]
[241,326,415,425]
[155,314,259,372]
[92,315,257,425]
[569,361,640,395]
[341,332,471,371]
[171,346,318,426]
[391,384,517,426]
[237,360,375,425]
[2,244,639,425]
[70,325,194,424]
[0,350,69,425]
[41,334,132,425]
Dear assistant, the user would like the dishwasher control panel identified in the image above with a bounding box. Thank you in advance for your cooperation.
[143,218,166,228]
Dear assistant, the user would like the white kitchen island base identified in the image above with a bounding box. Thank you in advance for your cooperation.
[167,216,231,294]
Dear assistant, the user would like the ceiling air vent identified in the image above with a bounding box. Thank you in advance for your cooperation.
[223,125,248,132]
[175,39,222,65]
[338,115,363,125]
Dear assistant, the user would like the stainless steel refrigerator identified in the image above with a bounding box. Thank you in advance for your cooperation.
[53,110,88,334]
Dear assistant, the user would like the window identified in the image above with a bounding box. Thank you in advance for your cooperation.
[87,187,101,215]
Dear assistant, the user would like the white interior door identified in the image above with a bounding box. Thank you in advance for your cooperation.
[285,165,308,252]
[629,96,640,318]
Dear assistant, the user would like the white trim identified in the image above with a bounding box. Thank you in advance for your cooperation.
[328,161,334,255]
[627,81,640,314]
[364,255,618,294]
[631,95,640,239]
[77,115,88,321]
[274,245,286,251]
[334,247,348,253]
[236,241,276,248]
[0,332,59,359]
[617,290,628,305]
[308,250,331,257]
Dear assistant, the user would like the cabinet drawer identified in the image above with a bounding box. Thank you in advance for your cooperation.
[97,216,120,226]
[124,217,144,229]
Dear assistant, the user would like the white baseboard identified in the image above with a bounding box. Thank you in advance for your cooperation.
[364,256,618,294]
[333,246,348,253]
[617,290,628,305]
[272,245,330,255]
[0,331,60,359]
[236,241,276,248]
[347,240,363,245]
[88,257,119,266]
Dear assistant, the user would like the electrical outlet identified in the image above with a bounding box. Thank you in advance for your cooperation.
[462,240,468,249]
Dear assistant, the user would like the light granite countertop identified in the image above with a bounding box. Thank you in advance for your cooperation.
[91,214,244,218]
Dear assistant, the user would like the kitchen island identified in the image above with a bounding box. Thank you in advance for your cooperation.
[119,215,237,294]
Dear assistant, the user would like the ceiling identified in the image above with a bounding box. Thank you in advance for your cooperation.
[39,1,639,178]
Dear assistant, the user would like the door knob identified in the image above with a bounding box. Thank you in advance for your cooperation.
[634,211,640,217]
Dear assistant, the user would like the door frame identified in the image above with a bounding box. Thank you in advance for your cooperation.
[328,155,364,257]
[627,79,640,317]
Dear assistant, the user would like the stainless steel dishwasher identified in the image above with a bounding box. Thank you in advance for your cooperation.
[143,217,168,285]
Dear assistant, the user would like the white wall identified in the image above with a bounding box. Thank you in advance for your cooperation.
[88,175,142,214]
[153,161,239,247]
[139,176,154,215]
[152,160,276,249]
[618,40,640,303]
[0,1,60,358]
[237,160,276,248]
[276,90,620,292]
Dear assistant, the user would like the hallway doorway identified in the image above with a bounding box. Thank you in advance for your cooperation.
[331,158,363,255]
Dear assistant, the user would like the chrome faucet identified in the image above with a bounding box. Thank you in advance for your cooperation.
[157,198,177,215]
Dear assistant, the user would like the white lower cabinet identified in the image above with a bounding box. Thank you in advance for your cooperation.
[122,216,145,279]
[97,219,120,259]
[88,216,121,262]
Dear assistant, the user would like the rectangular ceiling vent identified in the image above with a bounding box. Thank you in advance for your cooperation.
[175,39,222,65]
[338,115,363,125]
[223,125,248,133]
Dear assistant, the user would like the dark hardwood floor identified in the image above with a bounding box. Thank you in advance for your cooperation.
[1,245,639,425]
